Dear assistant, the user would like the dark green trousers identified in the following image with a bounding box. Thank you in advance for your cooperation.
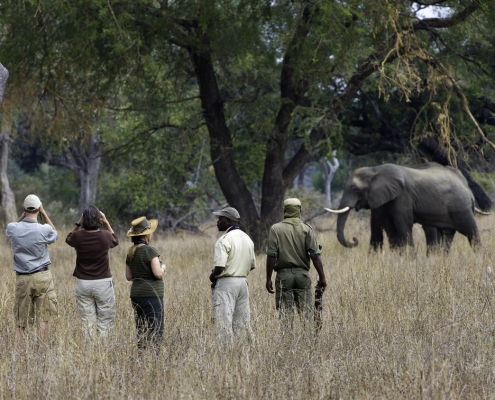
[275,267,312,324]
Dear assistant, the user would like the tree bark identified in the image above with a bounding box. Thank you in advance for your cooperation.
[188,46,260,231]
[0,117,17,224]
[322,153,339,206]
[0,63,15,224]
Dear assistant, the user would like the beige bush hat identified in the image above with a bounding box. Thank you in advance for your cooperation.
[24,194,41,211]
[126,216,158,236]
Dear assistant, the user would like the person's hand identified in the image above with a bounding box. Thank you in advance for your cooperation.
[317,279,327,292]
[100,211,109,224]
[266,280,274,293]
[77,214,83,225]
[39,203,45,213]
[209,270,217,283]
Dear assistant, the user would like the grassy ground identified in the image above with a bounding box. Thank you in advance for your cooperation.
[1,212,495,399]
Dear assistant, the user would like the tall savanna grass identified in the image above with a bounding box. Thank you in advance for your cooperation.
[1,212,495,398]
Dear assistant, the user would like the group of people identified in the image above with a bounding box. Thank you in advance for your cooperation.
[6,194,326,348]
[7,195,165,349]
[209,197,326,343]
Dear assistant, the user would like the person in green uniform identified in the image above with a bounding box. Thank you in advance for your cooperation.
[125,217,166,350]
[265,198,327,326]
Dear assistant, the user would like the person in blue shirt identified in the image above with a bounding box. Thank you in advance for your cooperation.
[6,194,58,343]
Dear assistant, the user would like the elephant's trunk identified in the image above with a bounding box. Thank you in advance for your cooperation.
[337,209,359,248]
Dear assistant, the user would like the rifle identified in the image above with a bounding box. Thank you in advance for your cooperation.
[314,283,323,330]
[314,244,323,330]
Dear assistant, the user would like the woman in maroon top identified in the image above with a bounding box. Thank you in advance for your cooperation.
[66,205,118,340]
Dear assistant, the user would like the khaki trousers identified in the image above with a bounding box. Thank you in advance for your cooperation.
[211,277,253,344]
[75,278,116,340]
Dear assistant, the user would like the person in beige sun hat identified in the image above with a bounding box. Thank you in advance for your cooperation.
[126,216,158,237]
[125,216,165,351]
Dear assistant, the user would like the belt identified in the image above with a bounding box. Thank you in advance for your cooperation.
[16,266,50,276]
[276,267,308,271]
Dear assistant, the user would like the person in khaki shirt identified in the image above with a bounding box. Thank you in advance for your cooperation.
[266,198,327,327]
[210,207,256,344]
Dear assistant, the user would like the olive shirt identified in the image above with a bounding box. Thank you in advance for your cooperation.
[126,245,164,298]
[266,218,321,271]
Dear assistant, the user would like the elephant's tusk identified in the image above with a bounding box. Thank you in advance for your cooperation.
[475,207,491,215]
[324,206,350,214]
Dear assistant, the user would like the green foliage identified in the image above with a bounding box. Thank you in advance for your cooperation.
[8,161,79,225]
[2,0,495,233]
[285,187,326,217]
[469,171,495,197]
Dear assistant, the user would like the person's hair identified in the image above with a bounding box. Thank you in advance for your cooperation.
[127,234,150,261]
[82,205,102,230]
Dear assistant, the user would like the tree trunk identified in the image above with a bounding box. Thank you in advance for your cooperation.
[0,117,17,224]
[48,135,102,213]
[321,152,339,206]
[77,141,100,210]
[0,64,15,224]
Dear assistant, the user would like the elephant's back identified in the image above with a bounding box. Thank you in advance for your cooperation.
[407,167,474,225]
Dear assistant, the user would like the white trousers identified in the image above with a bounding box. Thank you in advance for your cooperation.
[212,277,253,344]
[75,278,116,340]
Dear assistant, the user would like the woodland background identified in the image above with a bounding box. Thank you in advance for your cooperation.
[0,0,494,244]
[1,2,495,398]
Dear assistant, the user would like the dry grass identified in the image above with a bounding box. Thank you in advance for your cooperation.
[2,212,495,399]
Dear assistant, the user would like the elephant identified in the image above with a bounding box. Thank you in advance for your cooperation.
[326,163,482,252]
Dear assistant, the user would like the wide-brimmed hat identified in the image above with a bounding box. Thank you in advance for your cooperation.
[126,216,158,236]
[24,194,41,211]
[212,206,240,222]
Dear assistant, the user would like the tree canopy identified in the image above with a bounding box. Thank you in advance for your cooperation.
[0,0,494,246]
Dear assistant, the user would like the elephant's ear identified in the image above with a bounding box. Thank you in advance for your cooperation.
[368,165,405,208]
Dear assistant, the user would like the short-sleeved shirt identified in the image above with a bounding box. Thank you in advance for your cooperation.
[6,218,58,273]
[66,230,119,280]
[126,245,163,298]
[214,227,256,278]
[266,218,321,271]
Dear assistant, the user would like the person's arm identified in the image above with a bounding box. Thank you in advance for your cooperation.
[151,257,166,279]
[17,212,26,222]
[39,204,56,231]
[69,214,83,234]
[125,265,133,281]
[265,256,276,293]
[209,266,225,283]
[100,211,114,234]
[312,256,327,291]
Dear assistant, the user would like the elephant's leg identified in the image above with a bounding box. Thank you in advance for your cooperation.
[422,225,439,255]
[437,228,455,252]
[382,213,402,249]
[392,213,414,248]
[370,209,384,251]
[451,211,481,249]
